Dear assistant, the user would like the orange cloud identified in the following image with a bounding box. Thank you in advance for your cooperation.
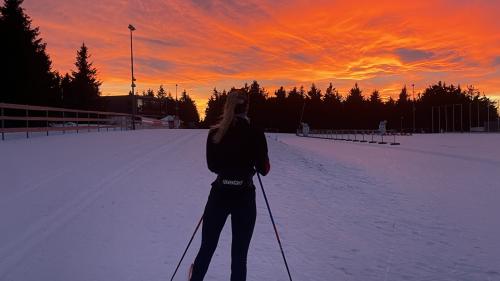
[23,0,500,116]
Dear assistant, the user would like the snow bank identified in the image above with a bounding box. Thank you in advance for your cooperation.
[1,130,499,281]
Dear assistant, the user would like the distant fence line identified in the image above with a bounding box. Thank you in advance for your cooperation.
[0,103,135,141]
[297,129,403,145]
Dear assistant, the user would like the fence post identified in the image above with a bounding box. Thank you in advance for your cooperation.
[431,106,434,133]
[88,113,90,132]
[26,108,29,139]
[452,104,455,132]
[369,131,376,143]
[445,105,448,132]
[76,112,79,134]
[378,133,387,144]
[487,102,490,132]
[390,133,400,145]
[62,111,65,134]
[1,106,4,141]
[46,110,49,136]
[460,104,463,132]
[469,102,472,132]
[106,114,109,132]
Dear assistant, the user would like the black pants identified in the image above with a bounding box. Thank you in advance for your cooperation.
[190,182,256,281]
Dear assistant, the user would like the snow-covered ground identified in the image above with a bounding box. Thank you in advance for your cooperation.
[0,130,499,281]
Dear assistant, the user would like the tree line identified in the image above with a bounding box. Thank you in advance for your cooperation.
[203,81,498,133]
[138,85,200,125]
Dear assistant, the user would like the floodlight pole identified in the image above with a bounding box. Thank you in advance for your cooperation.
[460,104,463,132]
[175,84,179,117]
[431,106,434,133]
[497,100,499,131]
[487,95,490,132]
[412,84,415,133]
[128,24,137,130]
[477,99,480,128]
[438,106,441,133]
[469,102,472,132]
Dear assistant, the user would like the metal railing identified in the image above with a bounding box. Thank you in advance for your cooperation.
[0,103,134,140]
[296,129,402,145]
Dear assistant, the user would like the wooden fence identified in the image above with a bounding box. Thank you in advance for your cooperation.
[0,103,134,140]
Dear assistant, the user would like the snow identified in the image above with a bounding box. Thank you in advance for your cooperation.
[1,130,499,281]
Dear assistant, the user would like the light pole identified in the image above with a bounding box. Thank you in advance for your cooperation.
[412,84,415,133]
[431,106,434,133]
[128,24,136,130]
[487,94,490,132]
[497,100,499,131]
[175,84,179,117]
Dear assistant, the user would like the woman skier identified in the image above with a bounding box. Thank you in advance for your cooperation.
[189,88,270,281]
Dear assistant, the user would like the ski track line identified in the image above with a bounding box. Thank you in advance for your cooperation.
[0,132,197,279]
[0,132,196,279]
[273,135,499,280]
[382,222,397,281]
[267,136,416,280]
[1,135,159,206]
[0,130,136,201]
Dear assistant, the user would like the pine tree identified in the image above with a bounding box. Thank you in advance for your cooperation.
[156,85,168,115]
[369,90,382,105]
[178,90,200,127]
[307,83,322,100]
[203,88,227,127]
[60,73,72,107]
[345,83,364,104]
[304,83,323,128]
[248,81,267,128]
[285,87,304,131]
[344,83,366,128]
[145,89,154,97]
[397,86,409,105]
[156,85,167,99]
[274,86,286,100]
[68,43,101,109]
[0,0,59,105]
[323,83,342,129]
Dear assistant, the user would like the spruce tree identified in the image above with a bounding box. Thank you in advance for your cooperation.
[69,43,101,109]
[60,73,72,107]
[203,88,226,127]
[345,83,365,128]
[248,81,267,128]
[156,85,167,99]
[178,90,200,127]
[0,0,58,105]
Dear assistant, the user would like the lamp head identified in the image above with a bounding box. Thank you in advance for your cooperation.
[128,24,136,31]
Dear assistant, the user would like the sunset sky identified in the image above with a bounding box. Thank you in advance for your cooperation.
[23,0,500,116]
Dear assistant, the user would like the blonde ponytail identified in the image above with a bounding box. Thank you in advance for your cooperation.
[212,88,248,143]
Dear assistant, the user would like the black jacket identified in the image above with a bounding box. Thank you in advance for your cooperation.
[206,117,270,179]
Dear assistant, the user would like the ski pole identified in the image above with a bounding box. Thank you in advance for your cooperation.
[170,215,203,281]
[256,172,293,281]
